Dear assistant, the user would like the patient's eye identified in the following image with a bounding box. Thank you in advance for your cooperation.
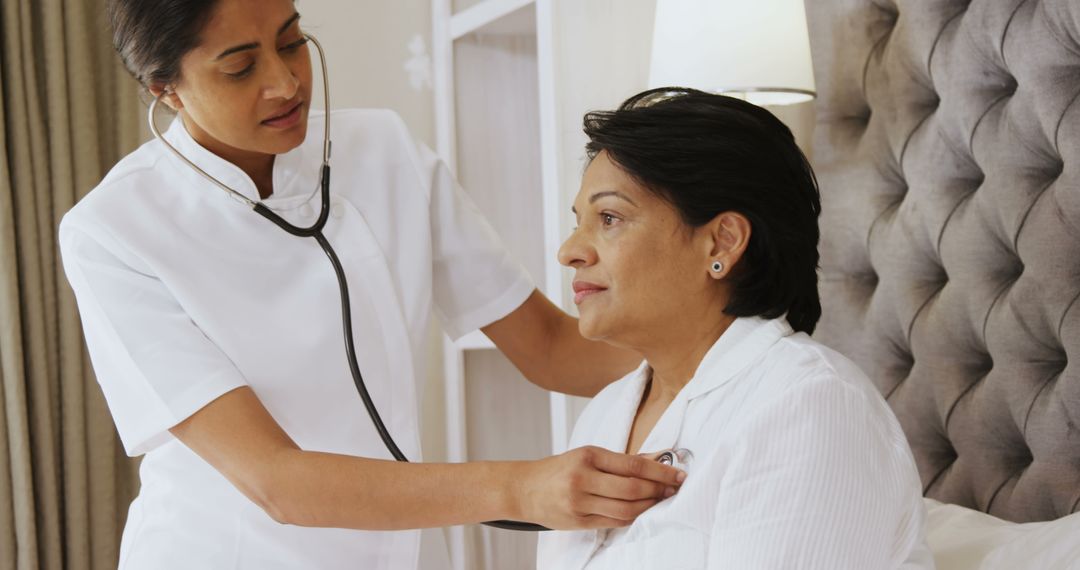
[601,213,618,226]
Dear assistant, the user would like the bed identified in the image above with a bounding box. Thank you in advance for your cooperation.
[804,0,1080,566]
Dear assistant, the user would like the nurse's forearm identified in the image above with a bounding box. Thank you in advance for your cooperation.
[268,451,519,529]
[542,309,642,395]
[483,290,641,397]
[268,445,682,531]
[173,388,522,529]
[172,387,682,532]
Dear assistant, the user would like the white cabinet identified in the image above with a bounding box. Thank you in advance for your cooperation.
[431,1,656,568]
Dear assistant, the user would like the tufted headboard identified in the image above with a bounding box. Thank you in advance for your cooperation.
[804,0,1080,522]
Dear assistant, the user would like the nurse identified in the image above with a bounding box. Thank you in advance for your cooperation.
[59,1,684,568]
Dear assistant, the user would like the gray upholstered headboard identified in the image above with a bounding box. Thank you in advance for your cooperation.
[805,0,1080,522]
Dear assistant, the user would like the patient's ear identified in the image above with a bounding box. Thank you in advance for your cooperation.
[705,211,751,279]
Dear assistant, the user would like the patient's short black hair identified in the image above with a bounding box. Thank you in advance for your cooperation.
[583,87,822,334]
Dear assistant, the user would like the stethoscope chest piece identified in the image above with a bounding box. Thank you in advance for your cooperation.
[655,447,694,472]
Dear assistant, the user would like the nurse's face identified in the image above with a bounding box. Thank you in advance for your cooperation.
[162,0,313,160]
[558,152,728,347]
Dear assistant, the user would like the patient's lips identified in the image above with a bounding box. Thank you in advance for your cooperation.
[572,280,607,305]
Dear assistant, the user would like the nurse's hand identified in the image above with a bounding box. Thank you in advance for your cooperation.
[513,445,686,530]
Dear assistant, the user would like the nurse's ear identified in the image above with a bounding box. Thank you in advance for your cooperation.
[148,84,184,112]
[703,211,751,280]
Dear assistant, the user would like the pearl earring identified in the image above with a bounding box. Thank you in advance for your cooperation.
[711,260,724,273]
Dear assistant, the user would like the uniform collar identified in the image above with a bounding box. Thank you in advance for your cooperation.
[160,113,318,204]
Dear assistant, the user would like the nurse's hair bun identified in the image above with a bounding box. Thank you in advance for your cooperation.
[107,0,219,90]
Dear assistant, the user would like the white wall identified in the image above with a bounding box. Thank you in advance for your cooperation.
[301,0,437,148]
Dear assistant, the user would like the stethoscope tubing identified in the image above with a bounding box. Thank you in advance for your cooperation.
[147,33,547,532]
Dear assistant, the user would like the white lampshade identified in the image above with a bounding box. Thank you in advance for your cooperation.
[649,0,816,106]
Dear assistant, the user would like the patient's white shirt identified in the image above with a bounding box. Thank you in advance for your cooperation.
[537,317,935,570]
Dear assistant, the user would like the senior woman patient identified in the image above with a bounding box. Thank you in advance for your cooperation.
[537,88,934,569]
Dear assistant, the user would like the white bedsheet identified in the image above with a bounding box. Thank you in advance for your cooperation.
[926,498,1080,569]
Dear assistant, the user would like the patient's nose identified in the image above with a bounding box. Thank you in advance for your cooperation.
[557,229,597,268]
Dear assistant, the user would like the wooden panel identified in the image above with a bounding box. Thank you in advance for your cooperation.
[464,350,551,462]
[452,22,546,284]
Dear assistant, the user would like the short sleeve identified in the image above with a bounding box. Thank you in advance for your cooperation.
[60,223,248,456]
[416,141,534,340]
[705,375,926,569]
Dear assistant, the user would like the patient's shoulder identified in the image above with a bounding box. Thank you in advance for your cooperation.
[701,331,900,443]
[769,332,881,399]
[733,333,906,447]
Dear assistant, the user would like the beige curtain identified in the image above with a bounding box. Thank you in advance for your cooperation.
[1,0,143,569]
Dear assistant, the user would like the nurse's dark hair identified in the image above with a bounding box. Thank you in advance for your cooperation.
[582,87,822,334]
[107,0,220,88]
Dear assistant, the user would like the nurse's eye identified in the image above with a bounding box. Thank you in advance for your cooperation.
[280,37,309,53]
[278,36,308,55]
[226,63,255,79]
[600,213,619,227]
[225,38,307,79]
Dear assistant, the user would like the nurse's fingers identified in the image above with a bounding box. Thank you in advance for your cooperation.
[584,446,687,487]
[637,451,666,462]
[583,471,675,502]
[576,496,659,525]
[516,446,683,530]
[576,515,636,529]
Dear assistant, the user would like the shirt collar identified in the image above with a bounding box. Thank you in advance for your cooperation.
[586,316,793,455]
[555,317,794,568]
[161,114,317,204]
[589,361,652,454]
[680,316,793,401]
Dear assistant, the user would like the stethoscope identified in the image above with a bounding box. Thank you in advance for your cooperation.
[148,33,692,533]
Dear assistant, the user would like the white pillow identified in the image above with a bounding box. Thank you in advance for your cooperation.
[925,498,1080,569]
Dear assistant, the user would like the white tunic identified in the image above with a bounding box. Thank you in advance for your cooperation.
[59,110,533,569]
[537,317,935,570]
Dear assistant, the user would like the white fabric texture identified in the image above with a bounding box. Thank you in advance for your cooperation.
[59,109,533,569]
[537,317,933,569]
[924,498,1080,570]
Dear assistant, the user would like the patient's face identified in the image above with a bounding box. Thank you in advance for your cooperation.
[558,151,715,346]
